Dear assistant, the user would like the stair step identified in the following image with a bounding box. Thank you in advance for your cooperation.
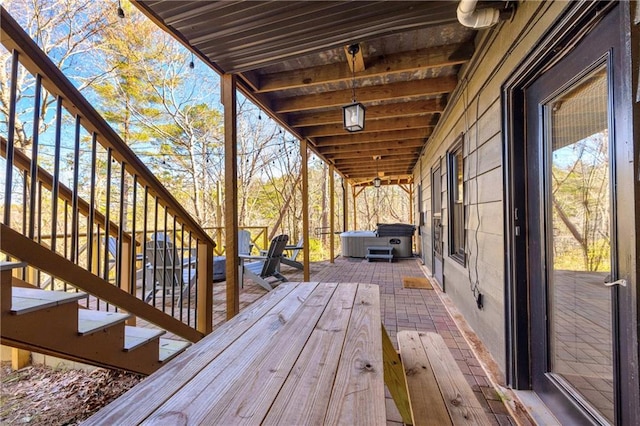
[11,287,87,315]
[78,310,131,336]
[124,326,165,352]
[159,338,190,363]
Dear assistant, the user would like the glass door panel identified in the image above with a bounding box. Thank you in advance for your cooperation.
[546,65,614,423]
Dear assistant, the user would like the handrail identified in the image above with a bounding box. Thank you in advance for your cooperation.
[1,224,203,342]
[202,226,269,255]
[0,7,213,245]
[1,137,133,245]
[1,6,216,335]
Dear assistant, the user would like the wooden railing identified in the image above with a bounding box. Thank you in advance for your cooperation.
[0,7,215,337]
[203,226,269,256]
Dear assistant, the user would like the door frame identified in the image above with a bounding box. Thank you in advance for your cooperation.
[431,159,444,289]
[502,1,638,424]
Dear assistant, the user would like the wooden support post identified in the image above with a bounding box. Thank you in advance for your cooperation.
[382,325,413,425]
[352,186,357,230]
[216,181,222,253]
[329,165,335,263]
[301,139,310,281]
[222,74,239,318]
[409,182,414,224]
[352,186,364,230]
[343,178,349,232]
[121,241,136,326]
[121,241,131,293]
[196,241,214,334]
[11,347,30,370]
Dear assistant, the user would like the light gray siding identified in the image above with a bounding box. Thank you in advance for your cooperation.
[413,0,572,373]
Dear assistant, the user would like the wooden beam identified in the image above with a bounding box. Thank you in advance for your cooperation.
[315,128,429,147]
[302,117,433,138]
[345,169,412,179]
[329,165,335,263]
[222,74,239,319]
[318,139,424,155]
[273,77,457,113]
[334,158,419,171]
[343,178,349,233]
[344,43,365,73]
[289,99,444,127]
[352,176,413,188]
[326,149,422,161]
[301,139,310,281]
[258,42,472,93]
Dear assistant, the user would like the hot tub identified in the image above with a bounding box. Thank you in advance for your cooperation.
[340,230,413,258]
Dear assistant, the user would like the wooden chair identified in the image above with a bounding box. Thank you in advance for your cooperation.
[141,233,196,302]
[239,234,289,291]
[281,237,303,270]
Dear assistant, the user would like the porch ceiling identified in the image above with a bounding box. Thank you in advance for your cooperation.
[134,1,505,187]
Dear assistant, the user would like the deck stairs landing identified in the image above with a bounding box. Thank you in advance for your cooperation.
[1,262,189,375]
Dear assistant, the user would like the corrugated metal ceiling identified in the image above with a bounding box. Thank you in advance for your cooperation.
[134,1,506,186]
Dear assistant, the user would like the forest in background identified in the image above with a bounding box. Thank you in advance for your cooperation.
[1,0,412,260]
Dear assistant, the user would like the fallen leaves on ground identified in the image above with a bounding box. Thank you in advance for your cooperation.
[0,362,142,425]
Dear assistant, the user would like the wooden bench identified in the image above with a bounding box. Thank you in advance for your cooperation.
[383,330,492,426]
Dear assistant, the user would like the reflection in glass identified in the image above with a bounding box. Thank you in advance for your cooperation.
[547,66,614,423]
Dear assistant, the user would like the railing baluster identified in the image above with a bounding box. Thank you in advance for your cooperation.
[191,233,197,327]
[162,206,169,311]
[87,133,98,272]
[28,74,42,239]
[96,226,102,311]
[180,221,186,321]
[37,181,42,286]
[63,199,69,291]
[3,50,19,227]
[141,186,149,301]
[103,148,112,281]
[63,200,69,260]
[1,14,217,335]
[50,96,63,253]
[171,214,177,317]
[71,115,81,262]
[21,172,27,235]
[117,162,126,290]
[20,173,27,280]
[152,196,159,308]
[130,175,138,295]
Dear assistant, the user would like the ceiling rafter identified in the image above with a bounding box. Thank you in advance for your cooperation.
[134,1,487,185]
[272,76,457,113]
[258,42,473,93]
[288,99,445,127]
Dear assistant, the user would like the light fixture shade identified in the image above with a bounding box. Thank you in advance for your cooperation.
[373,177,381,188]
[342,102,366,132]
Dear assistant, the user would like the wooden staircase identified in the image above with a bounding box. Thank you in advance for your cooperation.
[1,262,190,375]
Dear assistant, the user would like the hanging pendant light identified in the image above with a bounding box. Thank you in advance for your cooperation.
[373,155,381,188]
[343,44,365,132]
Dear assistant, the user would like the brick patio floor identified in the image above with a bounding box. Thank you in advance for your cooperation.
[211,256,518,425]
